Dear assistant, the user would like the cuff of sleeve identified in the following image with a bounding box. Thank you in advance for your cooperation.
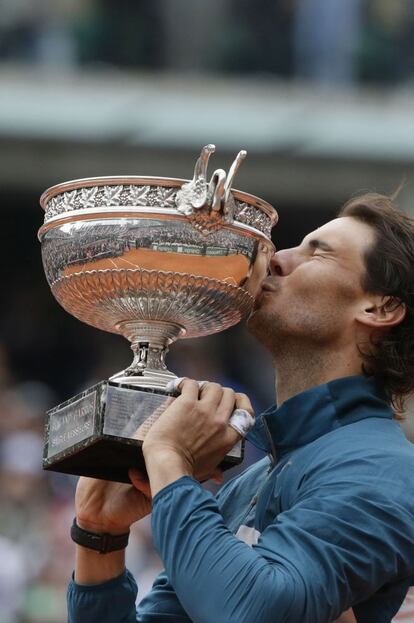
[68,569,138,623]
[152,475,202,507]
[69,568,131,592]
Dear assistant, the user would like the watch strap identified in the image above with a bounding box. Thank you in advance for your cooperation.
[71,518,129,554]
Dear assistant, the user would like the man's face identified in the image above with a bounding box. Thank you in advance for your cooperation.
[247,216,376,351]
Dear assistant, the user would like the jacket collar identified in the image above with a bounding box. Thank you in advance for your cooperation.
[247,375,393,457]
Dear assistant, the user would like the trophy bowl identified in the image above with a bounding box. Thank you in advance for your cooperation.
[38,145,278,482]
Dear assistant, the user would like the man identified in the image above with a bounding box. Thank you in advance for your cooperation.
[68,193,414,622]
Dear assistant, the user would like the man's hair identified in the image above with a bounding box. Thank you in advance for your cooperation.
[339,192,414,413]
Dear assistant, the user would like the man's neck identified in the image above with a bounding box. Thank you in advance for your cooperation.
[273,341,363,406]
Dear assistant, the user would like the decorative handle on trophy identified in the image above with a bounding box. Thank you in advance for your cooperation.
[224,150,247,206]
[175,145,248,233]
[208,169,226,212]
[176,144,215,214]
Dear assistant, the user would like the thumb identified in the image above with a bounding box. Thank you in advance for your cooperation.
[128,469,152,498]
[235,392,254,416]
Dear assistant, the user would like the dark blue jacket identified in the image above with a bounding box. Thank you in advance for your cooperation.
[68,375,414,622]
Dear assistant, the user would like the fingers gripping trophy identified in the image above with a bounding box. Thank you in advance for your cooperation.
[38,145,278,483]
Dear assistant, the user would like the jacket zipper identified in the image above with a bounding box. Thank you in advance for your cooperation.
[238,453,278,528]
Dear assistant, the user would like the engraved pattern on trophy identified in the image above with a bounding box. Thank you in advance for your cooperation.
[50,269,254,338]
[38,146,278,482]
[43,186,274,238]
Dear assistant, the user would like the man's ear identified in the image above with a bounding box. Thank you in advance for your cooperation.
[356,295,406,329]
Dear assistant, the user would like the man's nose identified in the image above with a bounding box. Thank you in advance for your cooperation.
[269,248,300,277]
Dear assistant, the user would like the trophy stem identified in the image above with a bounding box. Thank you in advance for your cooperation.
[110,320,186,390]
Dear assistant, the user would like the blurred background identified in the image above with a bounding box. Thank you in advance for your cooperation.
[2,0,414,621]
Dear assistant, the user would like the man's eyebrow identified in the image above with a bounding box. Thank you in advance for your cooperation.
[306,238,335,252]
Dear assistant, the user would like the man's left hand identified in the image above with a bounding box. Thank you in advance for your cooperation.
[132,379,254,497]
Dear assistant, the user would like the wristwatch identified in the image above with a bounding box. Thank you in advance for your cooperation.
[70,518,130,554]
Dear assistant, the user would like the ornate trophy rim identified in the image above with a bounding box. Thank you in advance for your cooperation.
[39,175,278,226]
[38,208,273,242]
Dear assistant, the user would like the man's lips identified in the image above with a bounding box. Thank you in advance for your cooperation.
[252,280,279,309]
[260,279,279,293]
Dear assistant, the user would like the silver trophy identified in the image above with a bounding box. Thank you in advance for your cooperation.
[38,145,278,483]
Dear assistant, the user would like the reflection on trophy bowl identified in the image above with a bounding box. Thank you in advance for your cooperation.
[38,146,278,482]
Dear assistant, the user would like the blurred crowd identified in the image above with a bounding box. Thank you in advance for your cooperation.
[0,0,414,86]
[0,343,72,623]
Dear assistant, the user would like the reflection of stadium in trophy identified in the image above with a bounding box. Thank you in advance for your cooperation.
[42,222,255,286]
[62,247,250,286]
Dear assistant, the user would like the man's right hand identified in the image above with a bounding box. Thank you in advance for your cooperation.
[75,474,152,535]
[73,474,152,585]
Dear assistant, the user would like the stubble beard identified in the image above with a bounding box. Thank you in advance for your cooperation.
[247,304,291,355]
[247,299,343,361]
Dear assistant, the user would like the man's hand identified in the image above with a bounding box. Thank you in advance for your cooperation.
[141,379,254,496]
[75,475,152,535]
[74,476,152,585]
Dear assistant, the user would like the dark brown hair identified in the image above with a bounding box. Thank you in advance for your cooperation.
[339,192,414,413]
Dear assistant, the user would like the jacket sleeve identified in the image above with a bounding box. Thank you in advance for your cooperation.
[150,475,414,623]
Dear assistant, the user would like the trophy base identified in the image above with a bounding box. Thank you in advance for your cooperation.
[43,381,244,483]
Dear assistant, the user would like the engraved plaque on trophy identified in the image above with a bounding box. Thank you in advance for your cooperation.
[38,145,278,483]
